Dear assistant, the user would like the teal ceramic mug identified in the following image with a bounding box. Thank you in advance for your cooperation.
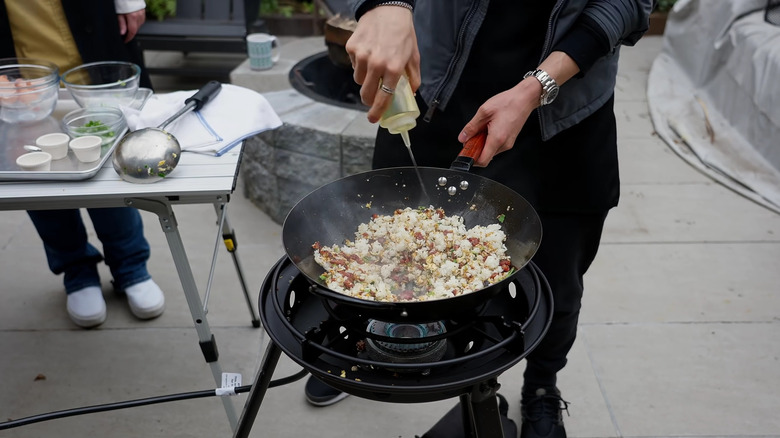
[246,33,280,70]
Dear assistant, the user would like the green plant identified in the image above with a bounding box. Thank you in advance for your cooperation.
[260,0,316,17]
[655,0,677,13]
[300,1,315,14]
[146,0,176,21]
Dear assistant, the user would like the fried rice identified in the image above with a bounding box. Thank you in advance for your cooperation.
[313,206,512,302]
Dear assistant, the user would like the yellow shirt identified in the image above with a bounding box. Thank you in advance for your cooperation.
[4,0,84,72]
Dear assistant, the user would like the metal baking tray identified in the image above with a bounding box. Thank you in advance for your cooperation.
[0,88,152,181]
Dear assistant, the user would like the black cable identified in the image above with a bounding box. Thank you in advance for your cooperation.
[0,369,309,431]
[0,386,248,430]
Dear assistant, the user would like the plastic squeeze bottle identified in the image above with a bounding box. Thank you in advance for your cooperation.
[378,75,419,149]
[379,75,431,201]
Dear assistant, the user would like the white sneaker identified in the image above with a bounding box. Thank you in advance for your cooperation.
[124,279,165,320]
[67,286,107,328]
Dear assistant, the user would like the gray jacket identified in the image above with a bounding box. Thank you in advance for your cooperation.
[349,0,653,139]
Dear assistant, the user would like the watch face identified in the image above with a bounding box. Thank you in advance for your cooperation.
[543,86,559,105]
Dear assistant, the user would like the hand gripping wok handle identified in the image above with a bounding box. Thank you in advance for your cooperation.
[450,130,487,172]
[158,80,223,130]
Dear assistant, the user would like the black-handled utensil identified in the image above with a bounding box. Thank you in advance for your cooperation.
[113,81,223,183]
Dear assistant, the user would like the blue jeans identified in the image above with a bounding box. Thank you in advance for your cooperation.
[27,207,151,294]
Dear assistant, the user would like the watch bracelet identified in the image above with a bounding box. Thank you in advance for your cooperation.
[376,1,414,12]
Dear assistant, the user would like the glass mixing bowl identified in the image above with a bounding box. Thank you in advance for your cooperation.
[61,61,141,108]
[0,58,60,123]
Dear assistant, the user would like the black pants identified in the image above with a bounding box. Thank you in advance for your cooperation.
[521,210,608,390]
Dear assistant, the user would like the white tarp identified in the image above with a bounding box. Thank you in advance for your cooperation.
[647,0,780,213]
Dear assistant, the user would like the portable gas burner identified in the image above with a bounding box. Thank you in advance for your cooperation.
[233,255,552,438]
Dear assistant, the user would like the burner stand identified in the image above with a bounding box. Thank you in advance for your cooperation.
[233,257,553,438]
[234,341,512,438]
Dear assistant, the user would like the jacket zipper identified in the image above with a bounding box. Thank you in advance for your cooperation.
[423,0,482,122]
[540,0,567,62]
[536,0,567,138]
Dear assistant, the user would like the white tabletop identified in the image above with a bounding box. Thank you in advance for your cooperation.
[0,147,242,210]
[0,90,243,211]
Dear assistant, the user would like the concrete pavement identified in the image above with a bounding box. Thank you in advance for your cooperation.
[1,35,779,438]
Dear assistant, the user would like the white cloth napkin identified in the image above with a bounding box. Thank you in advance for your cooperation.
[121,83,282,156]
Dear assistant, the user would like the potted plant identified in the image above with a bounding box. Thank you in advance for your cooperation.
[146,0,176,21]
[648,0,677,35]
[260,0,328,36]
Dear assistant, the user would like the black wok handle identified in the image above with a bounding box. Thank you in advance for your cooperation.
[184,80,222,111]
[450,130,487,172]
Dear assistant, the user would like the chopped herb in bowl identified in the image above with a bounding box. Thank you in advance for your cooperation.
[74,120,116,144]
[62,107,126,146]
[75,120,115,136]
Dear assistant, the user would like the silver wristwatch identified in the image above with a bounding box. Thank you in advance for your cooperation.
[524,69,559,106]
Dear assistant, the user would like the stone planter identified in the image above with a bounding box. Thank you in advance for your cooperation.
[261,13,326,36]
[240,89,376,224]
[647,11,669,35]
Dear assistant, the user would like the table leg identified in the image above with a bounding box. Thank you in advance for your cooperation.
[125,197,239,431]
[212,202,260,327]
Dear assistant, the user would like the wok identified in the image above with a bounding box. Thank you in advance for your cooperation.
[282,133,542,322]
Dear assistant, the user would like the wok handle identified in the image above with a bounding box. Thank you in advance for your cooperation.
[450,130,487,172]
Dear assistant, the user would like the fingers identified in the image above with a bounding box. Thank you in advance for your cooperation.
[475,131,503,167]
[406,53,421,92]
[458,109,490,144]
[117,15,128,40]
[349,47,406,123]
[119,10,146,43]
[366,71,401,123]
[458,109,517,168]
[344,5,417,123]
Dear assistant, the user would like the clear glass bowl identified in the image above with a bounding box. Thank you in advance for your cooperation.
[62,106,127,146]
[0,58,60,123]
[61,61,140,108]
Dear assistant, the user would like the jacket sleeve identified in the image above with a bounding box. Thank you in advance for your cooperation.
[581,0,654,49]
[552,14,611,74]
[552,0,653,74]
[348,0,415,20]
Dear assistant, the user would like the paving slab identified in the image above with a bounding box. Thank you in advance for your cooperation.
[581,322,780,436]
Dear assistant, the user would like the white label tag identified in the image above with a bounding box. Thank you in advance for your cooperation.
[221,372,242,388]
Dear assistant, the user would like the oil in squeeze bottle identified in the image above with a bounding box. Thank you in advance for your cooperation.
[378,74,430,201]
[379,74,419,149]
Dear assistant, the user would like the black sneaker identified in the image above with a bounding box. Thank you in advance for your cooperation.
[304,376,350,407]
[520,387,570,438]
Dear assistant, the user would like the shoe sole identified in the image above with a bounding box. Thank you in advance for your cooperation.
[128,302,165,320]
[305,391,350,407]
[68,310,107,328]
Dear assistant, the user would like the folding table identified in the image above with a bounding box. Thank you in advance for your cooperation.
[0,146,257,431]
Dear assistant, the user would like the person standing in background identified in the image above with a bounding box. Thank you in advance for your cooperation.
[304,1,653,438]
[0,0,165,328]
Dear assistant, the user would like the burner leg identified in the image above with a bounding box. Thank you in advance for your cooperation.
[459,394,477,437]
[233,341,283,438]
[464,380,506,438]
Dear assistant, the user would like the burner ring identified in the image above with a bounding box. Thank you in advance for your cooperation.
[364,320,448,367]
